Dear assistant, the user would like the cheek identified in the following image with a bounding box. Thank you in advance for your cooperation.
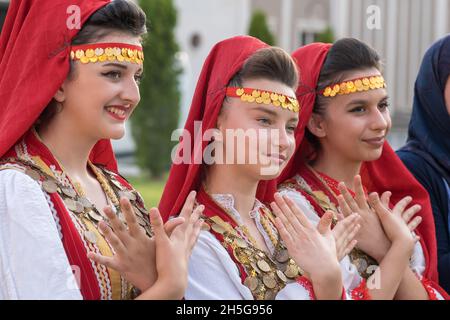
[383,112,392,131]
[327,116,362,139]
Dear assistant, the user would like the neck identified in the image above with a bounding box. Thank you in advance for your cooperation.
[311,149,362,190]
[205,165,259,220]
[36,118,98,181]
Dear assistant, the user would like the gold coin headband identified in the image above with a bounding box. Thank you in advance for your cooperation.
[226,87,300,113]
[320,75,386,97]
[70,42,144,64]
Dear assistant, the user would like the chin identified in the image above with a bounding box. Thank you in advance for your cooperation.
[361,149,384,162]
[104,127,126,140]
[257,164,284,180]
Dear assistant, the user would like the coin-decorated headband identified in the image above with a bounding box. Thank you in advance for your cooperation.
[226,87,300,113]
[320,75,386,97]
[70,42,144,64]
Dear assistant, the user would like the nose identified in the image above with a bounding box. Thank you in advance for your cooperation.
[119,75,141,107]
[274,124,291,153]
[369,107,389,132]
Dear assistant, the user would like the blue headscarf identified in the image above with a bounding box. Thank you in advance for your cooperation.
[400,34,450,184]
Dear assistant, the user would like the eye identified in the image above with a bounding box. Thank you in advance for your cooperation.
[378,101,390,111]
[257,118,272,126]
[349,106,366,113]
[286,124,296,133]
[102,70,121,80]
[134,73,143,84]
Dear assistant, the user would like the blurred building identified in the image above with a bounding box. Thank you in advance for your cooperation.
[174,0,450,148]
[0,0,449,166]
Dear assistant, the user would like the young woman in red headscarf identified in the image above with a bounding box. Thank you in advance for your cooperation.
[151,35,360,300]
[0,0,202,300]
[277,38,448,299]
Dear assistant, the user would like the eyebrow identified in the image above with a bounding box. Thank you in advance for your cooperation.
[250,106,299,122]
[102,63,143,73]
[250,106,278,117]
[346,95,389,106]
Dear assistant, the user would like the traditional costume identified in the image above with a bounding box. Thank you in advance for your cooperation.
[158,36,344,300]
[0,0,150,299]
[276,42,448,299]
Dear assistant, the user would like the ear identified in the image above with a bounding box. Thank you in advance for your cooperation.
[306,113,327,138]
[53,83,66,103]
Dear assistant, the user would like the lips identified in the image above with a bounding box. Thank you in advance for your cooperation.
[105,105,131,121]
[362,136,385,147]
[266,153,287,164]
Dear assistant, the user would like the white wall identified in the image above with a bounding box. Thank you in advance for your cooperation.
[174,0,250,127]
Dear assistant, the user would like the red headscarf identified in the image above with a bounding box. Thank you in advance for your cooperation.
[0,0,117,171]
[158,36,274,220]
[282,42,442,287]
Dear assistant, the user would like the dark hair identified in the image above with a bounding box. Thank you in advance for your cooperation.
[305,38,382,154]
[227,47,299,91]
[38,0,147,126]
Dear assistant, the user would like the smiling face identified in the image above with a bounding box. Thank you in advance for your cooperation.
[53,32,143,141]
[307,68,391,163]
[217,78,299,180]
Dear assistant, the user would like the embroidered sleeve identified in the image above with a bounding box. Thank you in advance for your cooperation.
[296,276,316,300]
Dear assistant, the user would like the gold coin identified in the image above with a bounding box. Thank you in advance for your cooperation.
[84,230,98,244]
[119,191,136,201]
[25,168,41,181]
[236,88,244,96]
[257,260,271,273]
[80,56,90,64]
[75,50,84,59]
[244,276,259,291]
[85,49,95,58]
[61,187,76,198]
[105,48,114,56]
[201,222,211,231]
[110,179,123,189]
[264,290,276,300]
[64,198,77,212]
[261,92,270,99]
[275,249,289,263]
[211,223,226,234]
[276,270,287,282]
[79,197,93,209]
[234,238,248,248]
[250,262,261,274]
[42,180,58,193]
[73,201,84,213]
[88,210,103,222]
[95,48,104,56]
[252,90,260,98]
[263,274,276,289]
[284,265,299,278]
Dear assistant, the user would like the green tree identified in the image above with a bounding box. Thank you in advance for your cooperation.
[315,26,335,43]
[133,0,181,178]
[248,10,275,45]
